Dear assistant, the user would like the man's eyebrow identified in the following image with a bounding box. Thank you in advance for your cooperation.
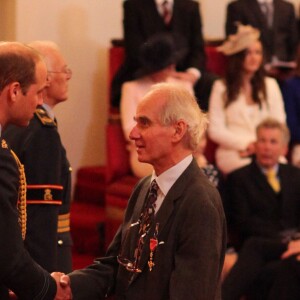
[134,116,150,123]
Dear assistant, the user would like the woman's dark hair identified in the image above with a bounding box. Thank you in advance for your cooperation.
[223,46,266,108]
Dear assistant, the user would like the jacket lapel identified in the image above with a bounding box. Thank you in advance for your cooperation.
[250,161,279,202]
[247,0,268,29]
[130,160,198,282]
[145,0,168,28]
[272,0,280,34]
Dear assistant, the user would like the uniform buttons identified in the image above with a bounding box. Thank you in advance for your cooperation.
[58,240,63,245]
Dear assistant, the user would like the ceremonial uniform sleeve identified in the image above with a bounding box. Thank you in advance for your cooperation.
[0,144,56,299]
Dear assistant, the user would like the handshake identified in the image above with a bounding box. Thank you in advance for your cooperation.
[9,272,73,300]
[51,272,73,300]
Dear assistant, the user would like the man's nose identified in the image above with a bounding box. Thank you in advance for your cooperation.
[129,126,139,140]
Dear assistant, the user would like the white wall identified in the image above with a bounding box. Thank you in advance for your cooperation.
[13,0,124,187]
[2,0,299,192]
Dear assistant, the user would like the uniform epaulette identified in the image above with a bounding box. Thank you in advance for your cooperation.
[35,108,57,127]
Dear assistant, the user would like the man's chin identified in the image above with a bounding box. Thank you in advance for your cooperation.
[137,156,149,164]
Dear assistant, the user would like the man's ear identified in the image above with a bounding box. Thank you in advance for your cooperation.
[8,82,21,102]
[172,120,187,142]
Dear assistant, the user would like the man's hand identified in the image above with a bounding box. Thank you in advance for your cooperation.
[51,272,72,300]
[170,71,198,85]
[281,240,300,260]
[239,142,255,158]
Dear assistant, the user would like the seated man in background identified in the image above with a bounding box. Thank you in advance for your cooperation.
[120,33,194,178]
[222,118,300,300]
[112,0,215,111]
[3,41,73,274]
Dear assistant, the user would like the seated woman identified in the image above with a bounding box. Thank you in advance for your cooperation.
[281,47,300,167]
[208,24,286,175]
[120,33,193,178]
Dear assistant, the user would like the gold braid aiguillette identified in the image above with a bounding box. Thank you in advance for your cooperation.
[10,149,27,240]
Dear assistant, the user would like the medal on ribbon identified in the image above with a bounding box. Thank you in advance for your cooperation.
[148,223,159,271]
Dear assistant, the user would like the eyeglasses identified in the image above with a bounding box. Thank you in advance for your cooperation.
[48,67,72,77]
[117,220,160,273]
[117,220,144,273]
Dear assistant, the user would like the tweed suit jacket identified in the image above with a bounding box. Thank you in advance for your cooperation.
[69,159,226,300]
[0,137,56,300]
[226,160,300,245]
[225,0,298,62]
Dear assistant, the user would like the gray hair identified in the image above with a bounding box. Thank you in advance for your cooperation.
[256,118,290,145]
[28,41,61,71]
[146,82,208,151]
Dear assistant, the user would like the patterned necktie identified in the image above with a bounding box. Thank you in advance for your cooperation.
[266,169,280,193]
[139,179,159,235]
[162,0,172,26]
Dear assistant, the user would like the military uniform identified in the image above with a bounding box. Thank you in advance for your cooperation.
[0,137,56,299]
[4,105,72,273]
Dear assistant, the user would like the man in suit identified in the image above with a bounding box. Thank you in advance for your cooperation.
[223,118,300,300]
[60,83,226,299]
[3,41,73,274]
[112,0,214,110]
[225,0,298,63]
[0,42,71,299]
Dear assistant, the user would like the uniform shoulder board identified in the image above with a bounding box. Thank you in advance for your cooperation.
[35,108,56,127]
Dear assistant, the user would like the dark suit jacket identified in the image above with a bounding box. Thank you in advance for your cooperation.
[226,160,300,245]
[3,106,72,273]
[124,0,206,73]
[69,159,226,300]
[0,137,56,300]
[111,0,206,107]
[225,0,298,62]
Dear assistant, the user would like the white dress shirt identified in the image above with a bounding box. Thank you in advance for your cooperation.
[151,154,193,213]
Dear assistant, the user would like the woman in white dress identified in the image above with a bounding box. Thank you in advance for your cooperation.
[208,24,286,175]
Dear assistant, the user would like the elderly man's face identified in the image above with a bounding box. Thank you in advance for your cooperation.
[255,127,288,169]
[47,51,71,103]
[129,93,175,174]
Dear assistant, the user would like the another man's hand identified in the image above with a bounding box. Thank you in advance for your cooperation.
[51,272,72,300]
